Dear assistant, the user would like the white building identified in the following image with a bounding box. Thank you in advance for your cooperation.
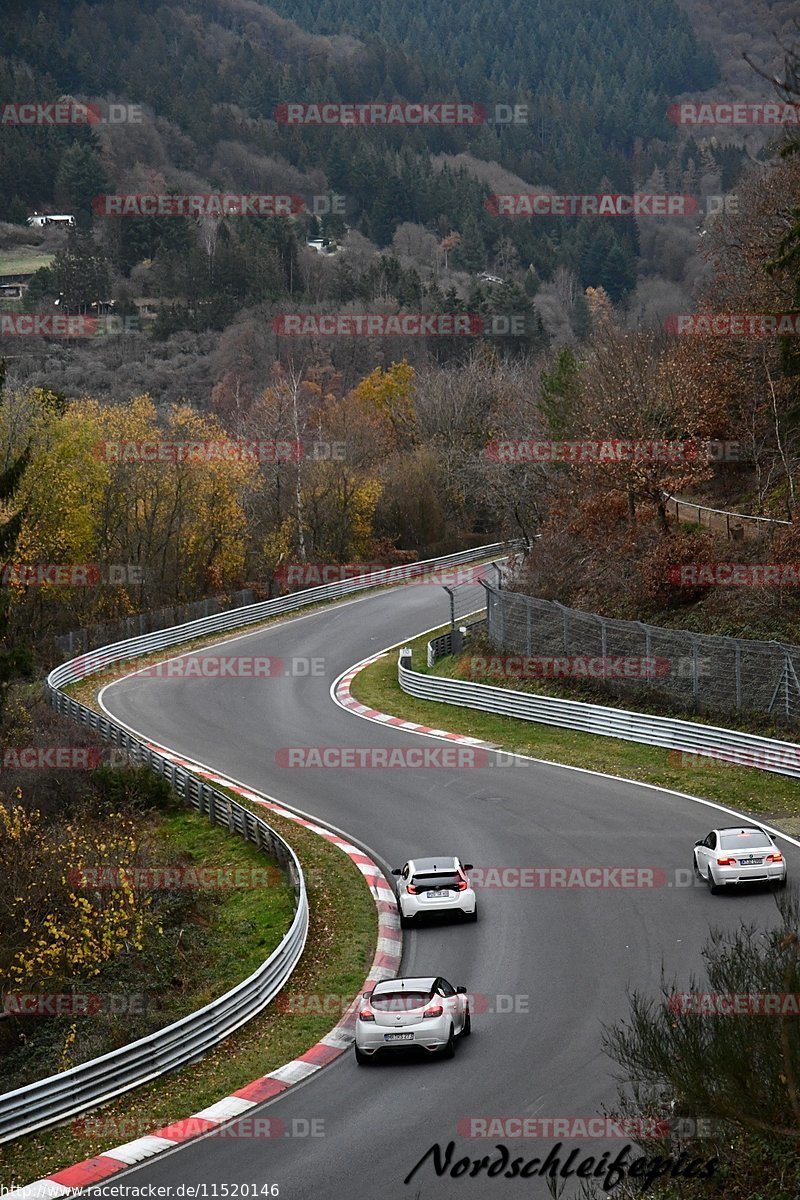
[306,238,338,255]
[26,213,76,227]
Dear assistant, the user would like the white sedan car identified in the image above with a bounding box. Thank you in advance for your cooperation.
[391,856,477,926]
[693,826,787,894]
[354,975,470,1064]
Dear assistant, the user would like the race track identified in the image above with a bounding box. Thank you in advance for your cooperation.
[96,581,796,1198]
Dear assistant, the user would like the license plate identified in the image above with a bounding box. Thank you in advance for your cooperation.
[384,1032,413,1042]
[426,889,450,898]
[739,858,762,865]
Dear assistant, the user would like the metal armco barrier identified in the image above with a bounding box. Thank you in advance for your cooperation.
[50,542,509,683]
[0,542,508,1143]
[427,617,487,667]
[399,647,800,781]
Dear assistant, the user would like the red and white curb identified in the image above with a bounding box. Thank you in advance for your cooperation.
[8,761,401,1200]
[334,653,490,746]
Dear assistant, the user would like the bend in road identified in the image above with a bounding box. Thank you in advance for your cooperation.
[94,582,796,1198]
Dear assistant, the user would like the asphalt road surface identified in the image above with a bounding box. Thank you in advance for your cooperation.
[96,581,797,1199]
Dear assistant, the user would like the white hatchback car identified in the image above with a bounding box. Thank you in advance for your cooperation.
[392,856,477,926]
[693,826,787,894]
[354,975,470,1063]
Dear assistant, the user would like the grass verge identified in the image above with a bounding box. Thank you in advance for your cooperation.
[152,809,297,1011]
[0,800,297,1095]
[349,627,800,833]
[0,804,377,1187]
[0,249,54,275]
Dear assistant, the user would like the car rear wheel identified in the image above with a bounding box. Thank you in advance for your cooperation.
[462,1010,471,1037]
[440,1026,456,1059]
[692,853,701,877]
[774,874,788,889]
[706,865,722,895]
[354,1045,372,1065]
[465,909,478,923]
[399,911,413,929]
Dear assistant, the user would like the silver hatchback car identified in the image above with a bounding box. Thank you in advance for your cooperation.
[693,826,787,894]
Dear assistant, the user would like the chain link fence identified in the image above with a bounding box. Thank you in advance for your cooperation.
[485,585,800,723]
[53,588,258,658]
[52,548,524,662]
[440,561,505,631]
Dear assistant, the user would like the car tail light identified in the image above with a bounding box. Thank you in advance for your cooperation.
[716,857,736,866]
[766,852,783,863]
[406,884,418,894]
[422,1004,443,1019]
[358,1008,375,1021]
[456,879,468,891]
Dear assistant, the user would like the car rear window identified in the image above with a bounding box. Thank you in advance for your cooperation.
[371,991,431,1011]
[412,873,461,889]
[719,831,769,850]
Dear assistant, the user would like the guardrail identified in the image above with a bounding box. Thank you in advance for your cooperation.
[427,617,487,667]
[399,647,800,781]
[0,541,509,1143]
[49,542,509,684]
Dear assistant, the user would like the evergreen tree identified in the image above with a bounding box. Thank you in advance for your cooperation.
[453,212,486,272]
[539,345,581,436]
[6,195,28,225]
[602,240,637,302]
[46,232,112,312]
[54,143,110,220]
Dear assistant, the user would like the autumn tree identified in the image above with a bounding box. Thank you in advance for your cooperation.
[254,362,331,567]
[374,446,451,554]
[578,322,725,529]
[0,363,34,719]
[4,392,257,631]
[352,361,417,451]
[439,232,461,272]
[679,153,800,519]
[94,398,256,602]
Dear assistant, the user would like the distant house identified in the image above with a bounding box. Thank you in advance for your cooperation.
[306,238,338,255]
[478,271,504,285]
[131,297,163,322]
[26,213,75,228]
[0,271,37,299]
